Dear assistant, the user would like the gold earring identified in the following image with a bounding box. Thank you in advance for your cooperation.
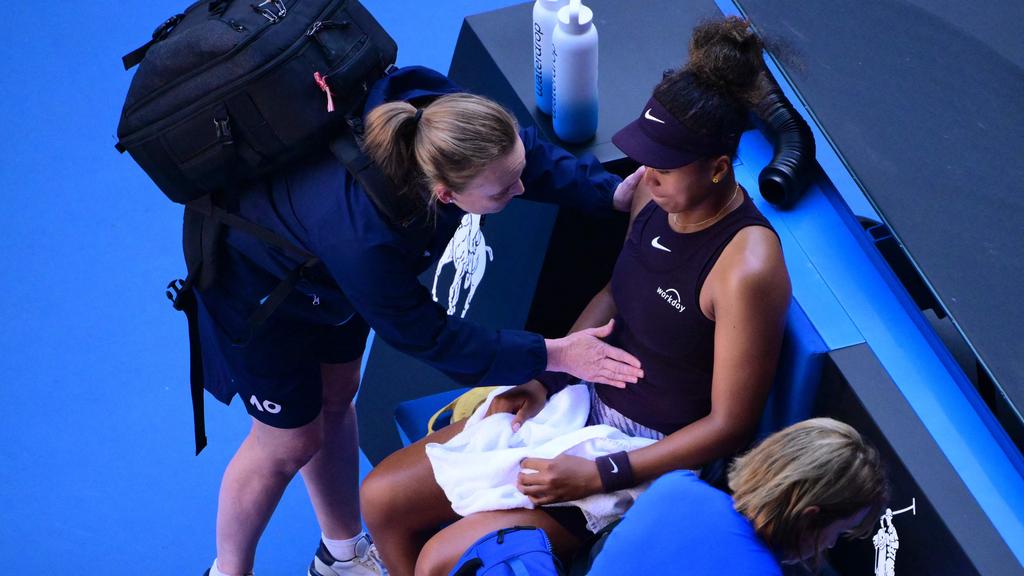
[712,177,720,184]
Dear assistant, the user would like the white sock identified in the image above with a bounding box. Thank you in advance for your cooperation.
[209,558,253,576]
[323,532,368,561]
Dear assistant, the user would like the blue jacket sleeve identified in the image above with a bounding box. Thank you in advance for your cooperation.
[518,126,621,214]
[322,240,548,387]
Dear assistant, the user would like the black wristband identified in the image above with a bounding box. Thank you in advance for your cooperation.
[595,451,634,492]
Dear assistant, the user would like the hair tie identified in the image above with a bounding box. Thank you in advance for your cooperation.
[413,108,424,125]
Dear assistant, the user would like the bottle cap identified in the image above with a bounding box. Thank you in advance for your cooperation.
[557,2,593,32]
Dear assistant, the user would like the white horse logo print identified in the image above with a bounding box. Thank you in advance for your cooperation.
[432,214,493,318]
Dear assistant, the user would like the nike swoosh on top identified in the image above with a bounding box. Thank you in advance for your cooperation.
[644,108,666,124]
[651,236,671,252]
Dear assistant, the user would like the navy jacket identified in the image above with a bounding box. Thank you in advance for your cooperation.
[200,66,620,388]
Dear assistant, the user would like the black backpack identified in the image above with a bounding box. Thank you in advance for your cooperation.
[115,0,398,453]
[116,0,396,203]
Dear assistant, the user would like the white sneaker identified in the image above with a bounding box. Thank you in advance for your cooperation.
[308,533,388,576]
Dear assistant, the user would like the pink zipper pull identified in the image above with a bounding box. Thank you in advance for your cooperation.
[314,72,335,113]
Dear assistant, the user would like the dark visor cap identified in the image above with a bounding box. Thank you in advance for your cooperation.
[612,97,736,170]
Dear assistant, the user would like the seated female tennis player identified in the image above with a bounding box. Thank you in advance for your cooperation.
[361,18,791,576]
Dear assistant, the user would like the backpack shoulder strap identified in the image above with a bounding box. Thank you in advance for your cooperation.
[187,196,320,342]
[329,127,414,227]
[172,190,321,454]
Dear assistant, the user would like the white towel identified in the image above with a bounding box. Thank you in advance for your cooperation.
[425,384,657,533]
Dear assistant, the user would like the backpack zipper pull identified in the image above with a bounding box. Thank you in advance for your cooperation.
[252,0,287,23]
[306,20,349,37]
[314,72,335,113]
[307,20,350,60]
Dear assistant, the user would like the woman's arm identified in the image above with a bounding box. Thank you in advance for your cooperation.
[325,239,641,388]
[517,126,643,213]
[517,239,789,505]
[627,226,791,481]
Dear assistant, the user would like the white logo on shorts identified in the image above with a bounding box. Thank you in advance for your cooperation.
[249,395,282,414]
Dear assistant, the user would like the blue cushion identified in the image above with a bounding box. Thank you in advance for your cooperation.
[758,300,828,437]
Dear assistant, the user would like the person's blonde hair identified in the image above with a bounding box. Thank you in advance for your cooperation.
[362,93,519,215]
[728,418,888,567]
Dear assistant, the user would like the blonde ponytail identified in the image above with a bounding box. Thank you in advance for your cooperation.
[362,93,519,211]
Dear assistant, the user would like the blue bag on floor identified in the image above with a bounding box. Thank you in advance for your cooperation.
[450,526,564,576]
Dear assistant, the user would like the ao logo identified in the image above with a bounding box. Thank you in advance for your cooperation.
[873,498,915,576]
[432,214,493,318]
[249,395,282,414]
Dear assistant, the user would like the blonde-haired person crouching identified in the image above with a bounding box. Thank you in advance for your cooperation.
[586,418,888,575]
[730,418,889,569]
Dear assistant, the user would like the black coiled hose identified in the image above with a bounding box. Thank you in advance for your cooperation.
[756,83,816,208]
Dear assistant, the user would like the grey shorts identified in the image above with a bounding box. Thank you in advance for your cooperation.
[585,382,666,440]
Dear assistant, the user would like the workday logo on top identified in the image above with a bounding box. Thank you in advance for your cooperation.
[657,287,686,312]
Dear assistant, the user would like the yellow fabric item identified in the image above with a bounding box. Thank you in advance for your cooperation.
[427,387,500,434]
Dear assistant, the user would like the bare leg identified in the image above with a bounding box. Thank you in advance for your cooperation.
[415,509,585,576]
[361,420,468,576]
[300,360,363,539]
[216,415,325,575]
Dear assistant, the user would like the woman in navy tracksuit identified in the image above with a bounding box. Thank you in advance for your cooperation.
[195,66,644,576]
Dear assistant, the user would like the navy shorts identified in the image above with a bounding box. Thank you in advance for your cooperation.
[196,290,370,429]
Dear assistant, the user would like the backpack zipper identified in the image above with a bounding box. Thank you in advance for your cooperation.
[252,0,288,23]
[307,19,349,37]
[307,19,351,61]
[124,0,307,118]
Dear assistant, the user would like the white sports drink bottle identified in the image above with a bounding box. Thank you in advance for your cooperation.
[551,0,598,143]
[533,0,569,115]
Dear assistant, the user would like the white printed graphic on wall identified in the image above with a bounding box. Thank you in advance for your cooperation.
[873,498,916,576]
[432,214,493,318]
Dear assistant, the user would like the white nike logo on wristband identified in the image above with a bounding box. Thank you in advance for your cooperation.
[610,460,619,473]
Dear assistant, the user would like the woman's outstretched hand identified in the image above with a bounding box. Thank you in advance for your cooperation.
[546,319,643,388]
[612,165,646,212]
[517,454,602,505]
[485,380,548,432]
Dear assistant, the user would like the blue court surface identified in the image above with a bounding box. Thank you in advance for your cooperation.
[0,2,520,574]
[3,1,1022,575]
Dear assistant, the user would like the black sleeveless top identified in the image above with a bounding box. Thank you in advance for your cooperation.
[598,190,775,435]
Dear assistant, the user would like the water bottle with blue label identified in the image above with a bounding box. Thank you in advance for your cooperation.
[533,0,568,115]
[552,0,598,143]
